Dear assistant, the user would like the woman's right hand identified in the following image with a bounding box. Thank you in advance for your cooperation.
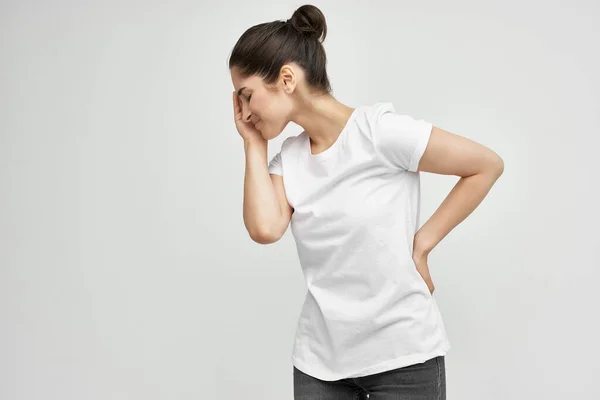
[233,91,266,144]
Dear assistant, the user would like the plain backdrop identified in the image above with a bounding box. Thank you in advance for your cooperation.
[1,0,599,399]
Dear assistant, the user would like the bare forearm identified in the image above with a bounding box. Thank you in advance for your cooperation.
[414,168,503,256]
[243,139,280,240]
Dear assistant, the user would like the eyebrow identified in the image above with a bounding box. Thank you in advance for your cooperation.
[237,87,247,97]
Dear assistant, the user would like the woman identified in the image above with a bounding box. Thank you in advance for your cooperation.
[229,4,504,399]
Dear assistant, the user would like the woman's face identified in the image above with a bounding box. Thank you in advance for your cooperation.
[230,66,294,140]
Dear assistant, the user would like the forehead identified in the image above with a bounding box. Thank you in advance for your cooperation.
[231,68,264,93]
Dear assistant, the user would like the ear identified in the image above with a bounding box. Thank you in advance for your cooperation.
[279,65,297,93]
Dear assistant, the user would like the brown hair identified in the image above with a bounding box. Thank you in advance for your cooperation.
[228,4,332,94]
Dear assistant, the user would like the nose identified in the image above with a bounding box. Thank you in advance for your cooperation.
[242,103,252,123]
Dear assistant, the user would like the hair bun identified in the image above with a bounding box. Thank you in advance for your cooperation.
[288,4,327,42]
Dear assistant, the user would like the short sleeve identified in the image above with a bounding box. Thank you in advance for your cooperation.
[268,150,283,176]
[370,103,433,172]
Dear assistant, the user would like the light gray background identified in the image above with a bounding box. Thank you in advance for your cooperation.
[1,0,598,399]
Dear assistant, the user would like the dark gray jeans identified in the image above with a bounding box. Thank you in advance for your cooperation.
[293,355,446,400]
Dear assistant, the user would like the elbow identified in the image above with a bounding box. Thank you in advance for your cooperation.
[248,226,278,245]
[482,152,504,178]
[491,154,504,177]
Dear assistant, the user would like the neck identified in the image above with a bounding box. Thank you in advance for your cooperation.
[291,94,355,152]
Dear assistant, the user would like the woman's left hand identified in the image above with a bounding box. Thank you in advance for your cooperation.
[413,252,435,295]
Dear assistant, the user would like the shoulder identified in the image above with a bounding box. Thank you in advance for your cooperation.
[369,101,396,115]
[361,102,433,172]
[279,132,305,153]
[358,102,397,134]
[363,101,432,136]
[364,102,395,119]
[364,101,416,128]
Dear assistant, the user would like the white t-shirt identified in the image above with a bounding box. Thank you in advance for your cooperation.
[268,102,451,381]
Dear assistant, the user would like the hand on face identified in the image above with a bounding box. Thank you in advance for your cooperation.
[232,91,265,144]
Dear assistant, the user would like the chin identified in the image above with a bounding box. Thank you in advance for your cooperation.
[266,124,286,140]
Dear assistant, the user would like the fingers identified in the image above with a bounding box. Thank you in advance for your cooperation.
[232,91,240,118]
